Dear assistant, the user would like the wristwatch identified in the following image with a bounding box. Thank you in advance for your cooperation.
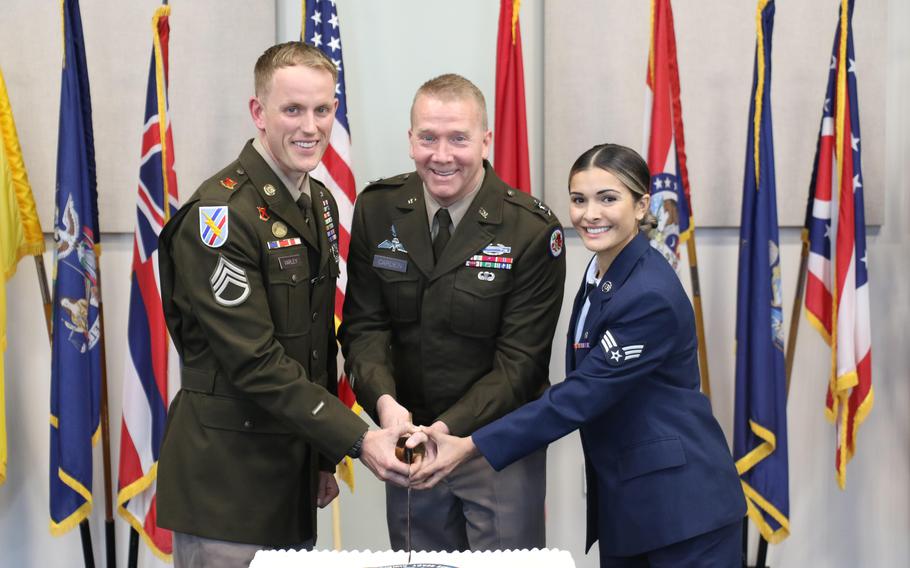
[347,431,366,459]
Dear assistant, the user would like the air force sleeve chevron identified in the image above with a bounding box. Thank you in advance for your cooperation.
[601,329,645,367]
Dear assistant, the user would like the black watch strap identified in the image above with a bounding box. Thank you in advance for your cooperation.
[347,431,366,459]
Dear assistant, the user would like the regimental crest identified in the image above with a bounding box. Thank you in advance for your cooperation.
[549,227,564,258]
[210,255,250,307]
[199,206,229,248]
[377,224,408,253]
[600,330,644,367]
[257,206,270,221]
[220,177,237,190]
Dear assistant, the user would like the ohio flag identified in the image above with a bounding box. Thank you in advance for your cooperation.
[803,0,872,490]
[116,6,180,559]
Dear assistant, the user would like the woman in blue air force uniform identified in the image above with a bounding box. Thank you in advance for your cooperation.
[410,144,745,567]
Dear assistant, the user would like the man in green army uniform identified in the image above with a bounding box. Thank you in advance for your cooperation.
[341,74,566,552]
[156,42,410,568]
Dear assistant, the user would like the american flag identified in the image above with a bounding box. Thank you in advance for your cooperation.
[304,0,361,491]
[116,6,179,558]
[804,0,872,490]
[642,0,693,272]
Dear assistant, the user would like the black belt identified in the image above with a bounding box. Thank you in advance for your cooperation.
[180,366,241,397]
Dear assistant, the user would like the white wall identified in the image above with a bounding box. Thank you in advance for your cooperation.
[1,1,907,567]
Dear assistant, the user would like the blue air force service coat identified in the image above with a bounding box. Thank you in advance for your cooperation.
[472,232,745,557]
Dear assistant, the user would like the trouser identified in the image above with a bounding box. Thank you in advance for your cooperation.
[385,447,547,552]
[600,519,743,568]
[172,531,313,568]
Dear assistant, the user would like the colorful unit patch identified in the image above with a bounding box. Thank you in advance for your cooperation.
[267,237,303,250]
[220,177,237,190]
[465,255,513,270]
[199,206,229,248]
[600,330,644,367]
[549,227,564,258]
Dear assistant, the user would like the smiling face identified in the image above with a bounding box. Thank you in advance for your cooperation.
[569,167,650,272]
[408,94,492,207]
[249,64,338,180]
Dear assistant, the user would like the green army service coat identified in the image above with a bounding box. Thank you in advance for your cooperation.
[340,162,567,436]
[157,141,367,546]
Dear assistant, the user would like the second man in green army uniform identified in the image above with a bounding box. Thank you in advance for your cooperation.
[341,74,567,552]
[156,42,410,568]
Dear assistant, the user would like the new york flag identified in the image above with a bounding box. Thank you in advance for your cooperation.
[804,0,872,490]
[643,0,693,271]
[116,6,180,559]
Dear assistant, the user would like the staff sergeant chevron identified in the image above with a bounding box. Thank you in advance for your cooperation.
[210,255,251,307]
[600,329,645,367]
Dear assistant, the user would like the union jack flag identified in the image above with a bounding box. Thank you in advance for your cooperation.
[116,5,179,559]
[304,0,361,491]
[804,0,872,490]
[643,0,693,271]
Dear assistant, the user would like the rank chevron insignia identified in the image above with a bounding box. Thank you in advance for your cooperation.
[600,330,644,366]
[210,255,251,307]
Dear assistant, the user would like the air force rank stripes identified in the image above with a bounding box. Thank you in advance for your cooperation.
[210,255,250,307]
[601,330,645,367]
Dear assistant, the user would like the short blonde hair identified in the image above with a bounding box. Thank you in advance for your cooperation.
[411,73,488,131]
[254,41,337,97]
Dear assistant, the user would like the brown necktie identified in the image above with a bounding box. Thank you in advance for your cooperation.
[433,208,452,261]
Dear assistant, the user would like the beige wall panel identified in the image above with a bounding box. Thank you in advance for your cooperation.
[0,0,274,233]
[544,0,885,228]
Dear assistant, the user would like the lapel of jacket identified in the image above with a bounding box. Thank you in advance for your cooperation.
[391,176,435,279]
[581,232,652,340]
[238,141,318,250]
[311,180,338,275]
[429,165,502,282]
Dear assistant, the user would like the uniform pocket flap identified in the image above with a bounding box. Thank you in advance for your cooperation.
[618,436,686,481]
[453,268,512,299]
[199,396,291,435]
[268,251,309,285]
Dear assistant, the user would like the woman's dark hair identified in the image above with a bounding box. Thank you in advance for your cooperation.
[568,143,657,230]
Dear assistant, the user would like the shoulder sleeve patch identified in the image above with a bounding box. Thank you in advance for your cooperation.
[199,206,229,248]
[548,226,564,258]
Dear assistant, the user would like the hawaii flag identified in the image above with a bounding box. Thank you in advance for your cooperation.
[116,6,180,559]
[803,0,872,490]
[642,0,693,271]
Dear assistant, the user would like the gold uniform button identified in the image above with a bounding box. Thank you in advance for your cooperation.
[311,312,318,321]
[242,419,253,429]
[263,184,277,196]
[291,274,298,283]
[311,349,319,360]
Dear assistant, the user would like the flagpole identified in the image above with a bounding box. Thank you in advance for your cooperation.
[332,496,342,550]
[685,237,711,402]
[95,267,116,568]
[785,238,809,395]
[33,255,53,342]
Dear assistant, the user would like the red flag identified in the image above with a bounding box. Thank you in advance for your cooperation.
[494,0,531,193]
